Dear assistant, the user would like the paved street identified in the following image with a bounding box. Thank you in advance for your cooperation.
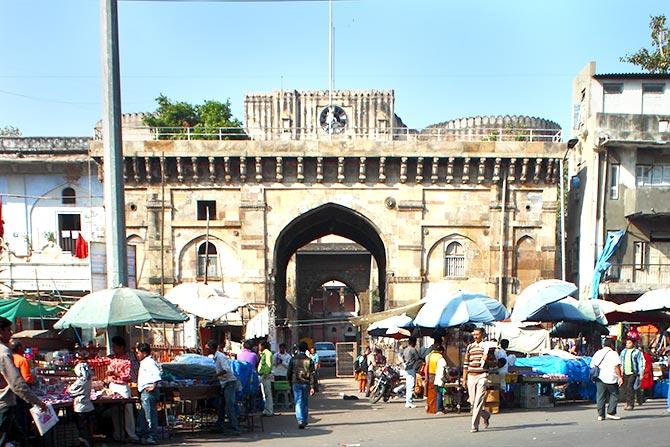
[171,377,670,447]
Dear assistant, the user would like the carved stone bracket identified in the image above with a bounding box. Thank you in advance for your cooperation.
[191,156,199,182]
[176,156,184,182]
[337,157,345,183]
[255,157,263,183]
[520,158,530,183]
[379,157,386,182]
[431,157,439,183]
[316,157,324,183]
[297,157,304,182]
[400,157,408,183]
[533,158,542,183]
[224,157,231,183]
[446,157,454,183]
[144,157,151,182]
[358,157,366,183]
[492,158,501,182]
[508,158,517,183]
[276,156,283,182]
[477,157,486,184]
[208,156,216,182]
[239,156,247,182]
[462,157,471,184]
[416,157,424,183]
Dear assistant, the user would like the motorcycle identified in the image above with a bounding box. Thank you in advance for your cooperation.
[369,365,402,403]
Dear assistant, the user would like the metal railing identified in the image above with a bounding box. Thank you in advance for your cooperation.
[605,263,670,284]
[101,126,562,143]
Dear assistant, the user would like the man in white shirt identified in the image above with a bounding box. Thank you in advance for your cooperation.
[590,338,623,421]
[206,340,240,435]
[272,343,292,382]
[135,343,162,445]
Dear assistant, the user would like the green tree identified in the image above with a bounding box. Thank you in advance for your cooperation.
[143,94,246,140]
[620,15,670,73]
[0,125,21,137]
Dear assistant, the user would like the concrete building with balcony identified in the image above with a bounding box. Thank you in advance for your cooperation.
[0,137,105,298]
[568,62,670,301]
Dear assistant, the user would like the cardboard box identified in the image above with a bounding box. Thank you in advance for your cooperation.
[485,389,500,404]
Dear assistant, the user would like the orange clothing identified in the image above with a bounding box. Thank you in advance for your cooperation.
[13,353,34,385]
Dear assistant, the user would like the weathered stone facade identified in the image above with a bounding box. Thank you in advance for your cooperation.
[90,131,563,343]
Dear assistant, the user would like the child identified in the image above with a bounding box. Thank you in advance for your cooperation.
[68,352,94,447]
[135,343,162,445]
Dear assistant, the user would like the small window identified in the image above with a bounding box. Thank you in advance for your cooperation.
[642,83,665,94]
[196,201,216,221]
[636,165,652,186]
[633,241,646,270]
[608,164,620,199]
[444,241,465,278]
[603,83,623,94]
[197,242,218,278]
[62,187,76,205]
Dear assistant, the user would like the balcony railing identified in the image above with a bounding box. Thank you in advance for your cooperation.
[605,263,670,285]
[95,126,562,143]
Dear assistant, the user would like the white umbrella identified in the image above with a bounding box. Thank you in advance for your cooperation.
[511,279,578,322]
[635,288,670,311]
[592,299,630,314]
[165,282,245,321]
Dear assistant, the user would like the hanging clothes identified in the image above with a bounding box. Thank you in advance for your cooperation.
[75,234,89,259]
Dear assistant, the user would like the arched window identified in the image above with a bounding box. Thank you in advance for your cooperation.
[62,187,76,205]
[197,242,219,278]
[444,241,465,277]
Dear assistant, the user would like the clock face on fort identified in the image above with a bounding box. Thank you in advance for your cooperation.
[319,105,347,134]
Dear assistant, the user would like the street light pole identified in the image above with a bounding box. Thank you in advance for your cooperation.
[101,0,128,288]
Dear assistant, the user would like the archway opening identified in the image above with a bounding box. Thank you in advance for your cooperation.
[273,203,386,344]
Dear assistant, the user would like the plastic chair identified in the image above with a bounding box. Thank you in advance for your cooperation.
[273,380,292,410]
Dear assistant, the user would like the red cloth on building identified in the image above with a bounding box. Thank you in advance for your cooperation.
[74,234,89,259]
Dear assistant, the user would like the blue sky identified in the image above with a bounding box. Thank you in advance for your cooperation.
[1,0,668,136]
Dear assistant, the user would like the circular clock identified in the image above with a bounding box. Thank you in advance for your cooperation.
[319,105,347,134]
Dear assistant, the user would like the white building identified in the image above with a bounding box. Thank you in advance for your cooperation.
[0,137,105,296]
[568,62,670,300]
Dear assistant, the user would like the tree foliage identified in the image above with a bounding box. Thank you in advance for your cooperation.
[620,15,670,73]
[0,126,21,137]
[143,94,246,139]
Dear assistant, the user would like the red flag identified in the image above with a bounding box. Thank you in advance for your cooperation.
[74,233,89,259]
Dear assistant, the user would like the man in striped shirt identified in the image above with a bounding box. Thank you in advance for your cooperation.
[462,327,491,433]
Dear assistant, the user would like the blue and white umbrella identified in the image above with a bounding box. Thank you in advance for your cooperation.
[635,288,670,311]
[413,292,509,328]
[367,314,414,336]
[511,279,578,322]
[516,297,592,323]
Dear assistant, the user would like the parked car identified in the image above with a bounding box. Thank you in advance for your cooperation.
[314,341,336,367]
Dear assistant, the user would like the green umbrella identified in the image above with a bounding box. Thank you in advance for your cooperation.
[53,287,187,329]
[0,297,60,323]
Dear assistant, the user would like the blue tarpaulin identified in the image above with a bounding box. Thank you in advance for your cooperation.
[514,355,595,400]
[591,230,625,298]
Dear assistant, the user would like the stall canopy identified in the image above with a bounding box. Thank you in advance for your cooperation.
[490,322,550,354]
[245,307,269,339]
[511,279,578,322]
[413,292,509,328]
[0,297,60,323]
[54,287,187,329]
[164,282,245,321]
[367,314,414,337]
[514,297,592,323]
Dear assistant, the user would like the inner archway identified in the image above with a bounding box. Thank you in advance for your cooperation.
[273,203,387,342]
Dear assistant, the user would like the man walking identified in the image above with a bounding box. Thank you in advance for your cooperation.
[462,327,491,433]
[206,340,241,435]
[287,342,317,429]
[619,338,644,411]
[401,337,420,409]
[258,341,274,416]
[590,338,623,421]
[0,317,47,445]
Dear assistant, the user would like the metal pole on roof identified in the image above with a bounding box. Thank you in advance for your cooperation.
[101,0,128,289]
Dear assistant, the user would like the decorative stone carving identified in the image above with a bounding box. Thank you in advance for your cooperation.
[477,157,486,184]
[239,156,247,182]
[379,157,386,182]
[191,156,199,182]
[446,157,454,183]
[297,157,304,182]
[255,157,263,183]
[493,158,501,182]
[520,158,530,182]
[359,157,366,183]
[462,157,471,183]
[176,156,184,182]
[224,157,231,183]
[208,156,216,182]
[508,158,517,183]
[431,157,439,183]
[144,157,151,182]
[316,157,324,183]
[276,156,283,182]
[400,157,408,183]
[337,157,345,183]
[416,157,424,183]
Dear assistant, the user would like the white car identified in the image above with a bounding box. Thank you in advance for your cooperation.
[314,342,336,367]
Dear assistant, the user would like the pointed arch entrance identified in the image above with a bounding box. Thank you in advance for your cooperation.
[272,203,387,341]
